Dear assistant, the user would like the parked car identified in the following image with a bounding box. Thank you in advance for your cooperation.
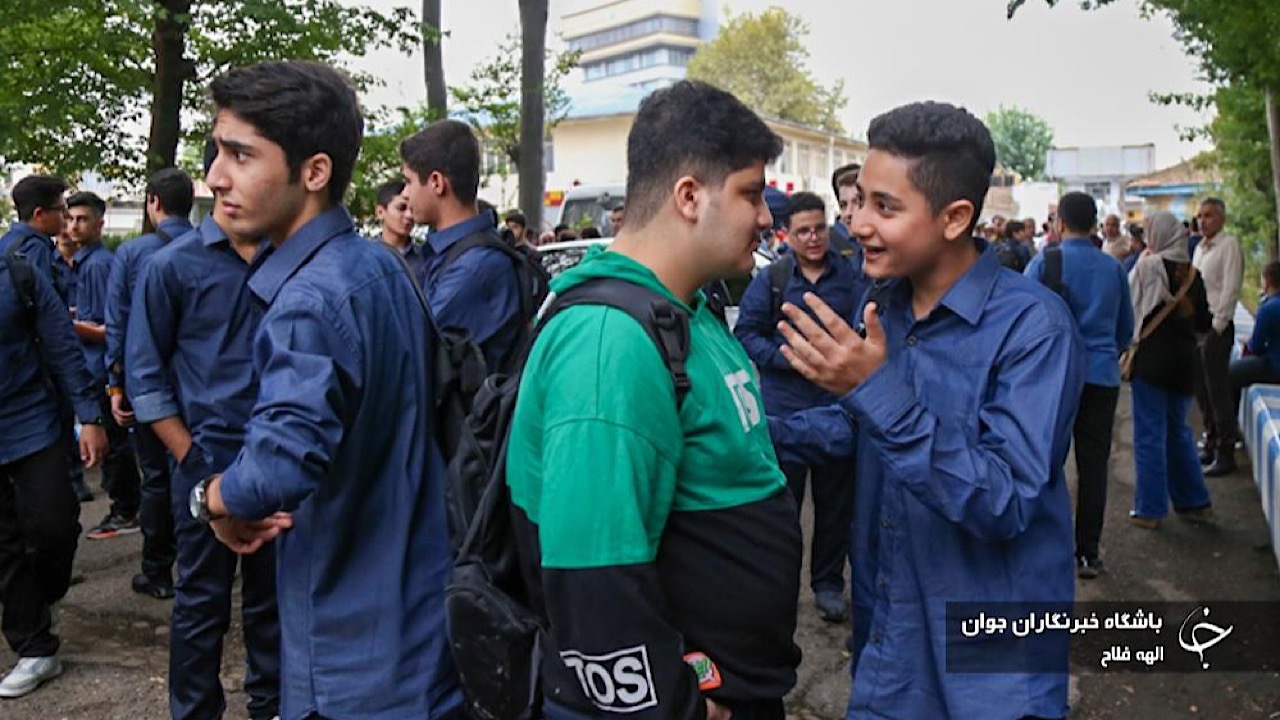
[544,184,624,236]
[535,238,773,328]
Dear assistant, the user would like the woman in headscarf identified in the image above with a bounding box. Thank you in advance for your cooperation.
[1127,211,1215,528]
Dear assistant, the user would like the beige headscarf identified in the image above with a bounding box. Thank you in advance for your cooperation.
[1128,211,1190,343]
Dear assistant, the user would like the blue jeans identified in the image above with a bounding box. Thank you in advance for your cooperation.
[1131,379,1212,518]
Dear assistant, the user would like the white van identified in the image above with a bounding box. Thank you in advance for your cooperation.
[544,184,624,236]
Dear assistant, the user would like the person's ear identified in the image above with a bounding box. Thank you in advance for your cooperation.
[672,175,703,224]
[939,200,976,242]
[300,153,333,196]
[429,171,450,198]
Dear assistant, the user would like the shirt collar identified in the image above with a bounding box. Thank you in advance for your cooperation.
[72,241,104,264]
[426,213,494,254]
[1062,236,1095,248]
[935,241,1001,326]
[790,247,844,281]
[157,216,194,238]
[197,215,230,247]
[9,221,50,243]
[248,206,355,305]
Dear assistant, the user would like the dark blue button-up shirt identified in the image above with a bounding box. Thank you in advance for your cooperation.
[0,255,104,464]
[53,252,76,306]
[1249,294,1280,376]
[217,206,460,720]
[105,217,194,388]
[0,222,58,295]
[71,242,116,385]
[769,249,1083,720]
[371,236,430,290]
[126,217,266,486]
[1024,237,1134,387]
[734,248,870,415]
[425,213,521,371]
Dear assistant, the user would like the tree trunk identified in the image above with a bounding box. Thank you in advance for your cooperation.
[422,0,446,118]
[518,0,547,230]
[1265,86,1280,262]
[145,0,193,178]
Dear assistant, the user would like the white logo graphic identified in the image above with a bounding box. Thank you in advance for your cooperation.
[1178,605,1234,670]
[724,370,762,433]
[560,645,658,714]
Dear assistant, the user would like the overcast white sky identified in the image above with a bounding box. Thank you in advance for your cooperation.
[349,0,1214,168]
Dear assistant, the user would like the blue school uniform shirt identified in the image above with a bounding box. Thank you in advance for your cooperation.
[216,206,461,720]
[71,242,116,385]
[0,256,103,464]
[105,216,194,388]
[769,247,1084,720]
[424,213,522,371]
[1248,293,1280,376]
[126,216,266,487]
[1024,237,1134,388]
[734,248,870,415]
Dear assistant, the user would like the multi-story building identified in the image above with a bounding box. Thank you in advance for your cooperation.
[561,0,716,91]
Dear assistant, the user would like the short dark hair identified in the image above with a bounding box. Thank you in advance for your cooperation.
[553,223,569,234]
[209,61,364,206]
[866,102,995,234]
[1265,262,1280,289]
[399,119,481,205]
[504,210,527,227]
[786,191,826,226]
[145,167,194,218]
[375,180,406,208]
[1003,219,1025,238]
[580,226,602,239]
[831,162,861,196]
[625,80,783,229]
[1057,192,1097,235]
[12,175,67,222]
[66,191,107,218]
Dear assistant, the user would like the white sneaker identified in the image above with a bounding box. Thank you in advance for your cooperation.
[0,656,63,698]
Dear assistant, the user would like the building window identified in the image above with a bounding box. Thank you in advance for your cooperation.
[581,45,698,81]
[482,145,512,176]
[1085,182,1111,203]
[566,14,700,53]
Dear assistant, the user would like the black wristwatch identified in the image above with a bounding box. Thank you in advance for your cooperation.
[189,476,225,524]
[82,416,106,426]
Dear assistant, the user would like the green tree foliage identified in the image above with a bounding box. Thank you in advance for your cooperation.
[686,8,847,134]
[451,35,579,178]
[1008,0,1280,258]
[0,1,419,185]
[983,106,1055,180]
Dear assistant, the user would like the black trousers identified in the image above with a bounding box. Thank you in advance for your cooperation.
[169,507,279,720]
[1230,355,1280,423]
[134,424,175,582]
[782,458,856,594]
[1072,384,1120,560]
[100,396,140,519]
[1194,324,1239,455]
[0,442,80,657]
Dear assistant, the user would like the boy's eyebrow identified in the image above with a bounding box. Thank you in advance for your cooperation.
[214,135,254,154]
[868,189,901,205]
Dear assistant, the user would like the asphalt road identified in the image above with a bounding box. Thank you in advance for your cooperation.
[3,389,1278,719]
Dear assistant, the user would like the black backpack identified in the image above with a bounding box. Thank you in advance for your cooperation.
[430,229,553,464]
[767,254,796,326]
[444,277,692,720]
[993,238,1027,273]
[1040,244,1069,301]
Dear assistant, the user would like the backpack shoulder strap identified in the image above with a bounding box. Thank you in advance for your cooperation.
[768,254,795,324]
[1044,244,1062,285]
[540,277,691,406]
[6,241,38,330]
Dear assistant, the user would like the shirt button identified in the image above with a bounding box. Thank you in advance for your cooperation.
[881,518,892,529]
[872,633,883,645]
[879,576,889,589]
[907,336,919,346]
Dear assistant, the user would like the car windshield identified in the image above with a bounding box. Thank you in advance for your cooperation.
[560,197,620,236]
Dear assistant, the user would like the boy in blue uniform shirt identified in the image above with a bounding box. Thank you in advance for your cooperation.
[127,193,280,719]
[1024,192,1133,579]
[770,102,1083,720]
[189,60,461,720]
[734,191,867,622]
